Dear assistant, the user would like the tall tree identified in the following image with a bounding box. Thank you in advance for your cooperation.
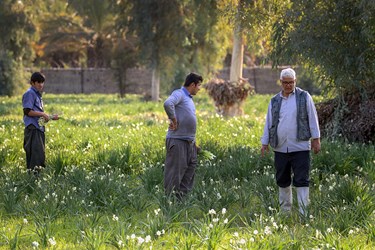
[230,1,244,83]
[111,0,140,98]
[30,0,116,68]
[222,0,288,81]
[126,0,188,101]
[0,0,36,96]
[271,0,375,142]
[37,13,89,67]
[204,0,249,117]
[67,0,116,67]
[206,0,285,116]
[123,0,230,101]
[178,0,231,83]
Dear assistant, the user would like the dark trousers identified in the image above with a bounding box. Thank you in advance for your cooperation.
[24,125,45,170]
[164,138,197,197]
[274,151,310,188]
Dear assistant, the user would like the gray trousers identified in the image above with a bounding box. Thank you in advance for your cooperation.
[24,125,45,170]
[164,138,197,196]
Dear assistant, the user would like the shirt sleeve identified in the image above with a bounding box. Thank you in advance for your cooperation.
[163,90,183,119]
[22,91,35,110]
[261,101,273,145]
[306,94,320,139]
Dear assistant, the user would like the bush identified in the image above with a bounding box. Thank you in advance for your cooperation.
[0,51,27,96]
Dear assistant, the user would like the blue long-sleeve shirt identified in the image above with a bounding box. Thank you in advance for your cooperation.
[261,90,320,153]
[164,87,196,141]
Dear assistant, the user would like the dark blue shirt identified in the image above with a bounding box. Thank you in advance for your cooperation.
[22,87,45,132]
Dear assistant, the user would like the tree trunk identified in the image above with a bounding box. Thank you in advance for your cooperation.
[230,25,244,83]
[222,102,244,117]
[226,2,244,116]
[151,67,160,101]
[118,67,126,98]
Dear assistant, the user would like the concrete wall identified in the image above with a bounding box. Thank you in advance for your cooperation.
[216,66,282,94]
[42,68,152,95]
[41,66,285,95]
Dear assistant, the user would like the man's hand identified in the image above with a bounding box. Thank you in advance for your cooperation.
[261,144,269,157]
[169,118,178,130]
[51,114,59,120]
[311,138,321,154]
[196,144,201,154]
[42,113,50,122]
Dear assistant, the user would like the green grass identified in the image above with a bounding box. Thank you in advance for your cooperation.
[0,92,374,249]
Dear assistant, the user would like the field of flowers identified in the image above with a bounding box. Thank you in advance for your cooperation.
[0,92,374,249]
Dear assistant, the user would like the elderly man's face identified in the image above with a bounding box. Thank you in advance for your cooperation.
[281,77,295,96]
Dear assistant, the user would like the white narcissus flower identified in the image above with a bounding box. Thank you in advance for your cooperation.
[154,208,161,216]
[145,235,151,243]
[208,209,216,215]
[118,240,124,247]
[264,226,272,235]
[48,237,56,246]
[32,241,39,248]
[137,237,145,245]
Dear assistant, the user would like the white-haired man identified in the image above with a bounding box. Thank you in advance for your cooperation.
[260,68,321,215]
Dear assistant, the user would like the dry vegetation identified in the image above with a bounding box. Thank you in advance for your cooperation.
[317,90,375,143]
[204,78,254,116]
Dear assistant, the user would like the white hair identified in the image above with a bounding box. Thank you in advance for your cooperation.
[280,68,296,79]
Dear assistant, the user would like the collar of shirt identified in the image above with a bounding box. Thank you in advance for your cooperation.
[31,86,42,97]
[279,88,296,99]
[182,87,193,98]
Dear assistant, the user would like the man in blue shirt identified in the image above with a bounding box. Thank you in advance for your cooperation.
[261,68,321,215]
[22,72,58,174]
[163,72,203,200]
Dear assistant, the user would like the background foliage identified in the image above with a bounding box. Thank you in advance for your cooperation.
[0,0,36,96]
[271,0,375,141]
[0,0,287,95]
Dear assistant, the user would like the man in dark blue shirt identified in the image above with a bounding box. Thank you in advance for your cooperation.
[22,72,58,174]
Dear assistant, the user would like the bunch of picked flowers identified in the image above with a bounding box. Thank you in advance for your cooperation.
[38,114,59,127]
[198,149,216,161]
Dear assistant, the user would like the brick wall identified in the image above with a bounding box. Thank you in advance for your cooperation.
[41,66,286,95]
